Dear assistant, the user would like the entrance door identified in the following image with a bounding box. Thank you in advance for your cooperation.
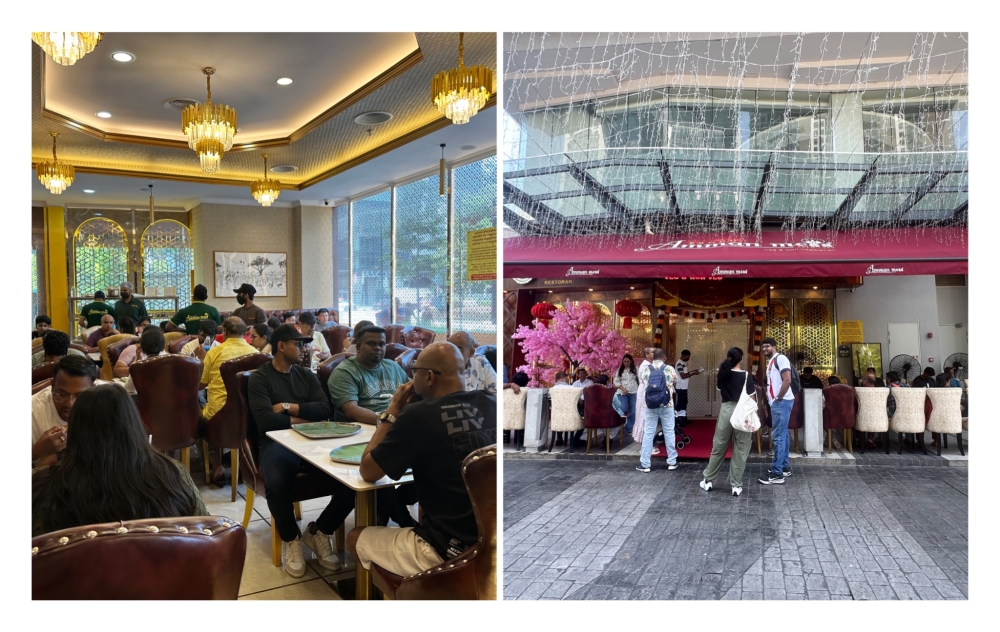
[888,322,921,363]
[674,318,750,419]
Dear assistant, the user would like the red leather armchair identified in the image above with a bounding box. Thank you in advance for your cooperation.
[32,516,246,600]
[32,361,58,385]
[68,343,89,355]
[583,384,623,454]
[32,378,52,395]
[401,326,435,349]
[108,337,138,370]
[371,445,497,600]
[397,348,421,379]
[384,324,405,345]
[318,352,355,409]
[789,393,804,454]
[130,354,204,471]
[321,325,352,355]
[168,335,196,354]
[384,343,409,362]
[822,384,858,453]
[205,353,272,499]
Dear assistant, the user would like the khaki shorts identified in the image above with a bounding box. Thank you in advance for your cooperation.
[354,526,444,578]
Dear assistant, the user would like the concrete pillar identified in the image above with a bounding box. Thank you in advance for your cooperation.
[523,388,551,452]
[803,389,824,455]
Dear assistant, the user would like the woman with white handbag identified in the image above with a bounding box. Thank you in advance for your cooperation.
[698,347,759,497]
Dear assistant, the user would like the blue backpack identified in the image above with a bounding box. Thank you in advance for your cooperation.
[645,365,670,409]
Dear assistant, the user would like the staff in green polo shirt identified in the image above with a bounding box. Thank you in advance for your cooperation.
[165,284,222,333]
[114,282,148,325]
[77,290,117,328]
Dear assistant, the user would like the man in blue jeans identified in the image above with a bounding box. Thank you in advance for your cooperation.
[637,348,680,473]
[759,338,794,485]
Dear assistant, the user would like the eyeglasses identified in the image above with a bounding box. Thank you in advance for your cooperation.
[412,366,441,375]
[52,390,81,404]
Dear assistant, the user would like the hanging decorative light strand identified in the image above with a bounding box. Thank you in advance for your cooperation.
[431,33,494,125]
[251,154,281,207]
[181,67,238,174]
[32,32,102,66]
[37,132,74,194]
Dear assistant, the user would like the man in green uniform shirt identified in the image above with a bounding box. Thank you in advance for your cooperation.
[113,282,148,325]
[327,325,408,423]
[77,290,117,329]
[165,284,221,333]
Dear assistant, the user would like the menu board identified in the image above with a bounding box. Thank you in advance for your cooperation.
[467,227,497,281]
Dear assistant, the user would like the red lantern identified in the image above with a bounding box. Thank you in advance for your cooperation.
[531,302,556,327]
[615,299,642,329]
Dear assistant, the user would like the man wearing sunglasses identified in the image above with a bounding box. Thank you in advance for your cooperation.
[347,341,497,578]
[31,355,99,467]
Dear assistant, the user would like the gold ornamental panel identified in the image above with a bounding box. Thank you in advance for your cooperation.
[140,220,193,312]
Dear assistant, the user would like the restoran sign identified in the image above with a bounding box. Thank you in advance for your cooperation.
[635,238,834,252]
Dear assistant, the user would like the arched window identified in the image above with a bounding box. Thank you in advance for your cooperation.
[141,220,193,312]
[74,218,129,299]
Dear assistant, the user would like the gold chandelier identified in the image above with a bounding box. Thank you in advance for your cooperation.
[36,132,74,194]
[31,32,102,66]
[181,67,238,174]
[251,154,281,207]
[431,33,494,125]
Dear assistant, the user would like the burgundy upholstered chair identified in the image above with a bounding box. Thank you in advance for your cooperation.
[317,352,354,408]
[384,324,405,345]
[130,354,204,471]
[384,343,409,362]
[205,353,272,499]
[32,378,52,395]
[108,338,138,371]
[371,445,496,600]
[321,325,352,355]
[397,348,421,379]
[822,384,858,453]
[32,516,246,600]
[32,361,58,385]
[167,335,196,354]
[401,326,435,349]
[583,384,623,454]
[68,343,89,355]
[788,393,805,454]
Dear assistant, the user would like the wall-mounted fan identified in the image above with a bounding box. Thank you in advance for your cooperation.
[889,354,921,384]
[944,352,968,380]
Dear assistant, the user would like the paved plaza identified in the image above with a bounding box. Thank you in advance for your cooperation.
[503,460,968,600]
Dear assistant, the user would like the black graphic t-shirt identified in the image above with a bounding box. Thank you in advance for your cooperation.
[370,389,497,560]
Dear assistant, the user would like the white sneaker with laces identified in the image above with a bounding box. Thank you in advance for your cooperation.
[732,486,743,497]
[282,537,306,578]
[699,479,713,491]
[301,522,342,571]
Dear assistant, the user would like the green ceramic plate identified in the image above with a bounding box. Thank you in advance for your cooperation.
[292,422,362,439]
[329,442,368,465]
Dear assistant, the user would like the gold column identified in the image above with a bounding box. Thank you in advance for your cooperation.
[354,490,376,600]
[44,206,68,332]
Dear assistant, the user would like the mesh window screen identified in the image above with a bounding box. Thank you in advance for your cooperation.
[333,205,350,325]
[141,220,193,313]
[396,175,448,332]
[452,156,497,343]
[351,191,391,326]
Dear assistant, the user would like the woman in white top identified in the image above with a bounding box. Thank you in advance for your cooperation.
[633,347,654,440]
[613,354,640,433]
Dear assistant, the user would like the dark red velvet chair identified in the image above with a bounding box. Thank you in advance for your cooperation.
[317,352,355,409]
[167,335,196,354]
[321,325,352,355]
[789,393,804,454]
[32,378,52,395]
[384,343,409,362]
[130,354,204,471]
[108,337,138,371]
[371,446,496,600]
[32,516,246,600]
[822,384,858,453]
[68,343,89,355]
[401,326,435,349]
[384,324,405,345]
[583,384,623,454]
[32,361,58,385]
[205,353,272,499]
[397,348,421,379]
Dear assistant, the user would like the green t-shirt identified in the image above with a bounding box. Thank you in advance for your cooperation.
[114,298,148,325]
[170,301,222,333]
[79,300,117,328]
[327,357,408,421]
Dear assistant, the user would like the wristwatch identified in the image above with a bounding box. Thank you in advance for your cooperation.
[282,402,291,412]
[377,411,395,427]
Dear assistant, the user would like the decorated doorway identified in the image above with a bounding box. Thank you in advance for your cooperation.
[671,315,751,419]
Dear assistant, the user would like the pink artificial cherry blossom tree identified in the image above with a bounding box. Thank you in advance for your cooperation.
[512,301,629,387]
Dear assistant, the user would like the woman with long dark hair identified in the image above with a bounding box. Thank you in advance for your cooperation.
[699,346,757,497]
[613,354,640,433]
[32,384,208,536]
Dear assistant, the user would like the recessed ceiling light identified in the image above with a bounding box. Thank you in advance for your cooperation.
[276,77,293,86]
[813,286,818,290]
[460,145,477,151]
[354,111,393,125]
[96,111,112,118]
[588,288,594,292]
[83,189,95,193]
[630,286,635,290]
[270,165,298,173]
[769,286,774,289]
[549,290,553,293]
[111,51,135,63]
[93,212,102,216]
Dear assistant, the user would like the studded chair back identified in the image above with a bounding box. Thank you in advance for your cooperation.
[321,326,352,355]
[32,516,246,600]
[384,324,405,345]
[97,334,137,380]
[822,384,857,430]
[855,387,890,433]
[167,335,196,354]
[107,338,139,371]
[32,361,58,385]
[206,354,272,450]
[474,345,497,372]
[163,331,187,348]
[397,348,421,379]
[68,343,89,355]
[32,378,53,395]
[318,352,355,407]
[401,326,435,349]
[384,343,409,362]
[130,354,204,452]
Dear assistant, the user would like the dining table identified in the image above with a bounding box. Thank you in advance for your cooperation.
[265,424,414,600]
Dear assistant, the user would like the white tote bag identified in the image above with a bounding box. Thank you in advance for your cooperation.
[729,371,761,432]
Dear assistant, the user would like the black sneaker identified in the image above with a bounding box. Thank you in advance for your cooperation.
[758,474,785,485]
[636,464,651,473]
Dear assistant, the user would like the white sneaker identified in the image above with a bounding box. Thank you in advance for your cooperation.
[732,486,743,497]
[667,463,679,471]
[301,522,342,571]
[699,479,713,491]
[282,537,306,578]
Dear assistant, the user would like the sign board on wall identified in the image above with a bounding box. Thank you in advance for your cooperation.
[467,227,496,281]
[837,320,864,344]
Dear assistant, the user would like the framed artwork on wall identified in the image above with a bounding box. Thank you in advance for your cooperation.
[214,251,287,298]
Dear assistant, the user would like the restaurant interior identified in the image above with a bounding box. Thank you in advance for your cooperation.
[29,31,498,600]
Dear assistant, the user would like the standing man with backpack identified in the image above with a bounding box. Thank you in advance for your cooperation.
[637,348,680,473]
[759,338,797,485]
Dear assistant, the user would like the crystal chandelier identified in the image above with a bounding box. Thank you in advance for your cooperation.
[31,32,102,66]
[36,132,75,194]
[251,154,281,207]
[181,67,238,174]
[431,33,494,125]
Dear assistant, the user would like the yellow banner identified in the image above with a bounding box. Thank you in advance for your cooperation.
[467,227,496,281]
[838,320,864,344]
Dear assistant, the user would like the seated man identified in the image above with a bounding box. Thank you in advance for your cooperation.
[166,283,221,333]
[328,325,408,424]
[296,311,330,368]
[247,324,356,577]
[800,367,824,389]
[282,312,297,325]
[85,313,117,351]
[32,330,86,367]
[33,315,51,340]
[180,319,221,358]
[113,326,166,378]
[77,291,116,329]
[347,342,497,578]
[447,331,497,393]
[32,355,99,467]
[315,308,336,331]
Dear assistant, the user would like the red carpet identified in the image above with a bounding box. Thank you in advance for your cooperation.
[651,418,730,460]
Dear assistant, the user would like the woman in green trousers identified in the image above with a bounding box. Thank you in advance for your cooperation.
[699,347,757,497]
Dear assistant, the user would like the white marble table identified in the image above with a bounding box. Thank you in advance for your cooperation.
[266,425,413,600]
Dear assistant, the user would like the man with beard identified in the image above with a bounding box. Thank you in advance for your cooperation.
[113,282,148,326]
[327,325,409,424]
[233,283,267,326]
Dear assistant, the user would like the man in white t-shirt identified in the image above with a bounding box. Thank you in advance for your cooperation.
[180,319,221,358]
[673,350,704,419]
[759,338,794,485]
[31,355,99,467]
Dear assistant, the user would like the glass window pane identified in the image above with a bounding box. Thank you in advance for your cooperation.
[333,205,349,325]
[396,175,448,332]
[453,156,497,344]
[351,191,391,326]
[141,220,193,314]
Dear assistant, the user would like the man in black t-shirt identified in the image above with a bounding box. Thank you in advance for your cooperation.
[347,341,497,578]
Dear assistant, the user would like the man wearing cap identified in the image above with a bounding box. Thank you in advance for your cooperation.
[297,311,330,369]
[77,291,117,329]
[113,282,148,326]
[165,283,221,334]
[247,324,356,578]
[233,283,267,326]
